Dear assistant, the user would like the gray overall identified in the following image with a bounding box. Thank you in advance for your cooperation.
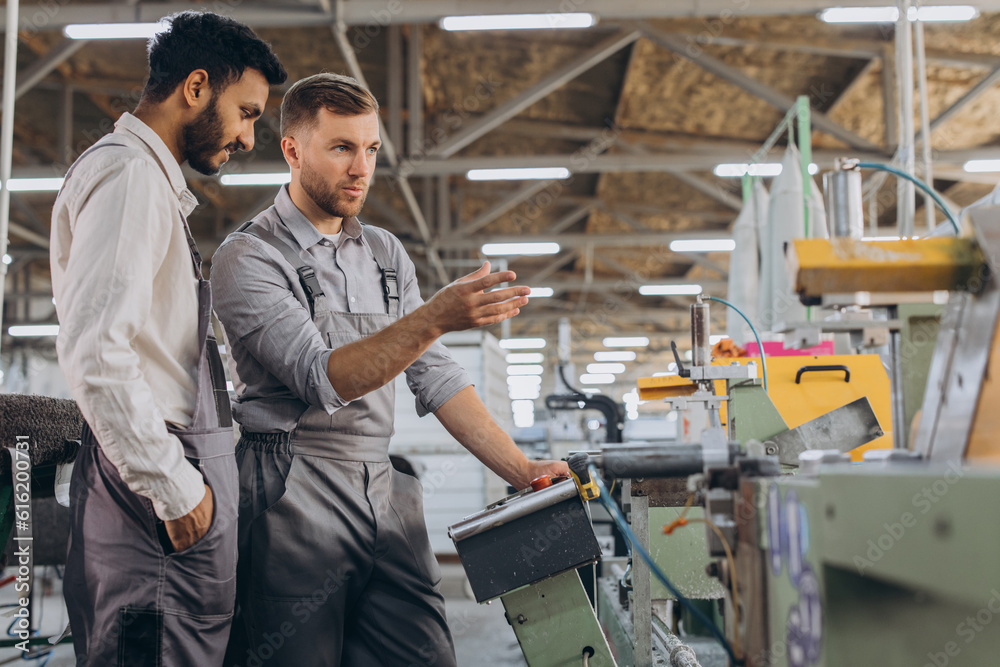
[64,142,237,666]
[225,221,456,667]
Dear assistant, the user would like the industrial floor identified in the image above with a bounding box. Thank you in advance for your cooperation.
[0,564,526,666]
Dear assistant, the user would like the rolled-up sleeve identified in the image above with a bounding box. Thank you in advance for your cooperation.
[382,232,473,416]
[210,235,347,413]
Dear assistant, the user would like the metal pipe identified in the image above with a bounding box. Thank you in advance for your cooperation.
[447,479,579,542]
[825,158,865,239]
[652,621,703,667]
[600,445,711,478]
[0,0,21,363]
[914,16,935,233]
[896,0,916,238]
[691,301,710,367]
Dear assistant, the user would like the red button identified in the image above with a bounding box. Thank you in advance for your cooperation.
[530,475,553,492]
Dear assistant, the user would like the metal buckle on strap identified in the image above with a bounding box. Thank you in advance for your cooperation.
[382,268,399,301]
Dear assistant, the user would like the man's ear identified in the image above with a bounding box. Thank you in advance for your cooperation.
[281,136,301,170]
[181,69,210,109]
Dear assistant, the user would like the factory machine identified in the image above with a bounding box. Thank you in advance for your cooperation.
[449,203,1000,665]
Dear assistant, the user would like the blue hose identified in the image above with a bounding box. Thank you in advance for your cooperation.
[590,465,738,665]
[706,296,768,393]
[855,162,961,235]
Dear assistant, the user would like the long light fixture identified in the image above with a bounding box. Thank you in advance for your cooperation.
[507,365,544,376]
[500,338,546,350]
[64,21,168,39]
[220,173,291,186]
[964,160,1000,173]
[579,373,615,385]
[6,178,64,192]
[9,325,59,337]
[603,336,649,348]
[670,239,736,253]
[587,363,626,374]
[595,350,636,362]
[506,352,545,364]
[638,284,704,296]
[819,6,978,23]
[441,13,596,31]
[2,254,11,265]
[527,287,554,298]
[714,163,819,177]
[507,375,542,387]
[467,167,570,181]
[482,242,560,256]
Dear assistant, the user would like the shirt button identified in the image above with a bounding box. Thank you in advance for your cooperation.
[350,297,356,303]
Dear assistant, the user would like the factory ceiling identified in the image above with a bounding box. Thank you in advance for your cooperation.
[4,0,1000,373]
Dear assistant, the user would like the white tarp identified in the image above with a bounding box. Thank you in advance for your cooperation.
[727,180,767,344]
[758,144,827,331]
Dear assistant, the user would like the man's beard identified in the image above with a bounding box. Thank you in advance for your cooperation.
[300,158,367,219]
[183,95,227,176]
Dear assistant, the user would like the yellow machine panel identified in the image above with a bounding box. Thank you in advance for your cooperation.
[638,355,893,460]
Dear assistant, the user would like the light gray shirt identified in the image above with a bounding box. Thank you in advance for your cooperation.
[50,113,206,522]
[210,185,472,432]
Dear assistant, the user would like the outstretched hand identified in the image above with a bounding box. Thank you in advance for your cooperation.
[423,261,529,335]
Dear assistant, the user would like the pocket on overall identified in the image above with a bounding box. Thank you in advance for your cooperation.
[160,452,238,618]
[389,469,442,588]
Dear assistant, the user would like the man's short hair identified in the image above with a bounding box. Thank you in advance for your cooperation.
[142,11,287,103]
[280,73,379,137]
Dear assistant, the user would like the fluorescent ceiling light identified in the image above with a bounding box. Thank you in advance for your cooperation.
[6,178,64,192]
[964,160,1000,173]
[2,254,11,265]
[603,336,649,348]
[508,365,544,376]
[63,21,168,39]
[9,325,59,337]
[580,373,615,385]
[914,5,978,21]
[527,287,554,298]
[506,352,545,364]
[482,242,560,256]
[587,363,626,374]
[709,335,730,345]
[509,386,541,400]
[580,387,603,394]
[670,239,735,253]
[819,6,978,23]
[500,337,546,349]
[441,13,595,31]
[595,351,636,362]
[467,167,570,181]
[220,173,291,186]
[638,284,704,296]
[507,375,542,387]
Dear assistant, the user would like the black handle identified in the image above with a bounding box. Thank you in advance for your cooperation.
[795,365,850,384]
[567,452,592,485]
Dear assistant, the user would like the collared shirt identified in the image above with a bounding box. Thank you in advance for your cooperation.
[51,112,206,522]
[210,185,472,433]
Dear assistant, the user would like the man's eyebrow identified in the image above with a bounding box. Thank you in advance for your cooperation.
[244,103,263,118]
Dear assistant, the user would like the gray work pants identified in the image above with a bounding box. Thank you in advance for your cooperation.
[225,432,457,666]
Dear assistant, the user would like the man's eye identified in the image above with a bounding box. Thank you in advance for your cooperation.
[367,147,379,155]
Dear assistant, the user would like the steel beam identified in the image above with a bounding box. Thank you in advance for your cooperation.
[917,63,1000,146]
[433,230,730,251]
[523,249,580,285]
[0,38,87,116]
[668,170,742,212]
[641,25,883,152]
[543,206,592,234]
[429,30,641,158]
[457,179,557,237]
[387,24,403,150]
[7,1,999,31]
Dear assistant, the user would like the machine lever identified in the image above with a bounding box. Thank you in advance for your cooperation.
[795,364,851,384]
[670,340,690,377]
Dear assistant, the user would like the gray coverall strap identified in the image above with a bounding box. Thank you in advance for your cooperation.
[361,224,399,318]
[237,220,325,317]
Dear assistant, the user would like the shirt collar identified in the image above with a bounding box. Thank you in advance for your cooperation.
[274,185,364,250]
[114,112,199,216]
